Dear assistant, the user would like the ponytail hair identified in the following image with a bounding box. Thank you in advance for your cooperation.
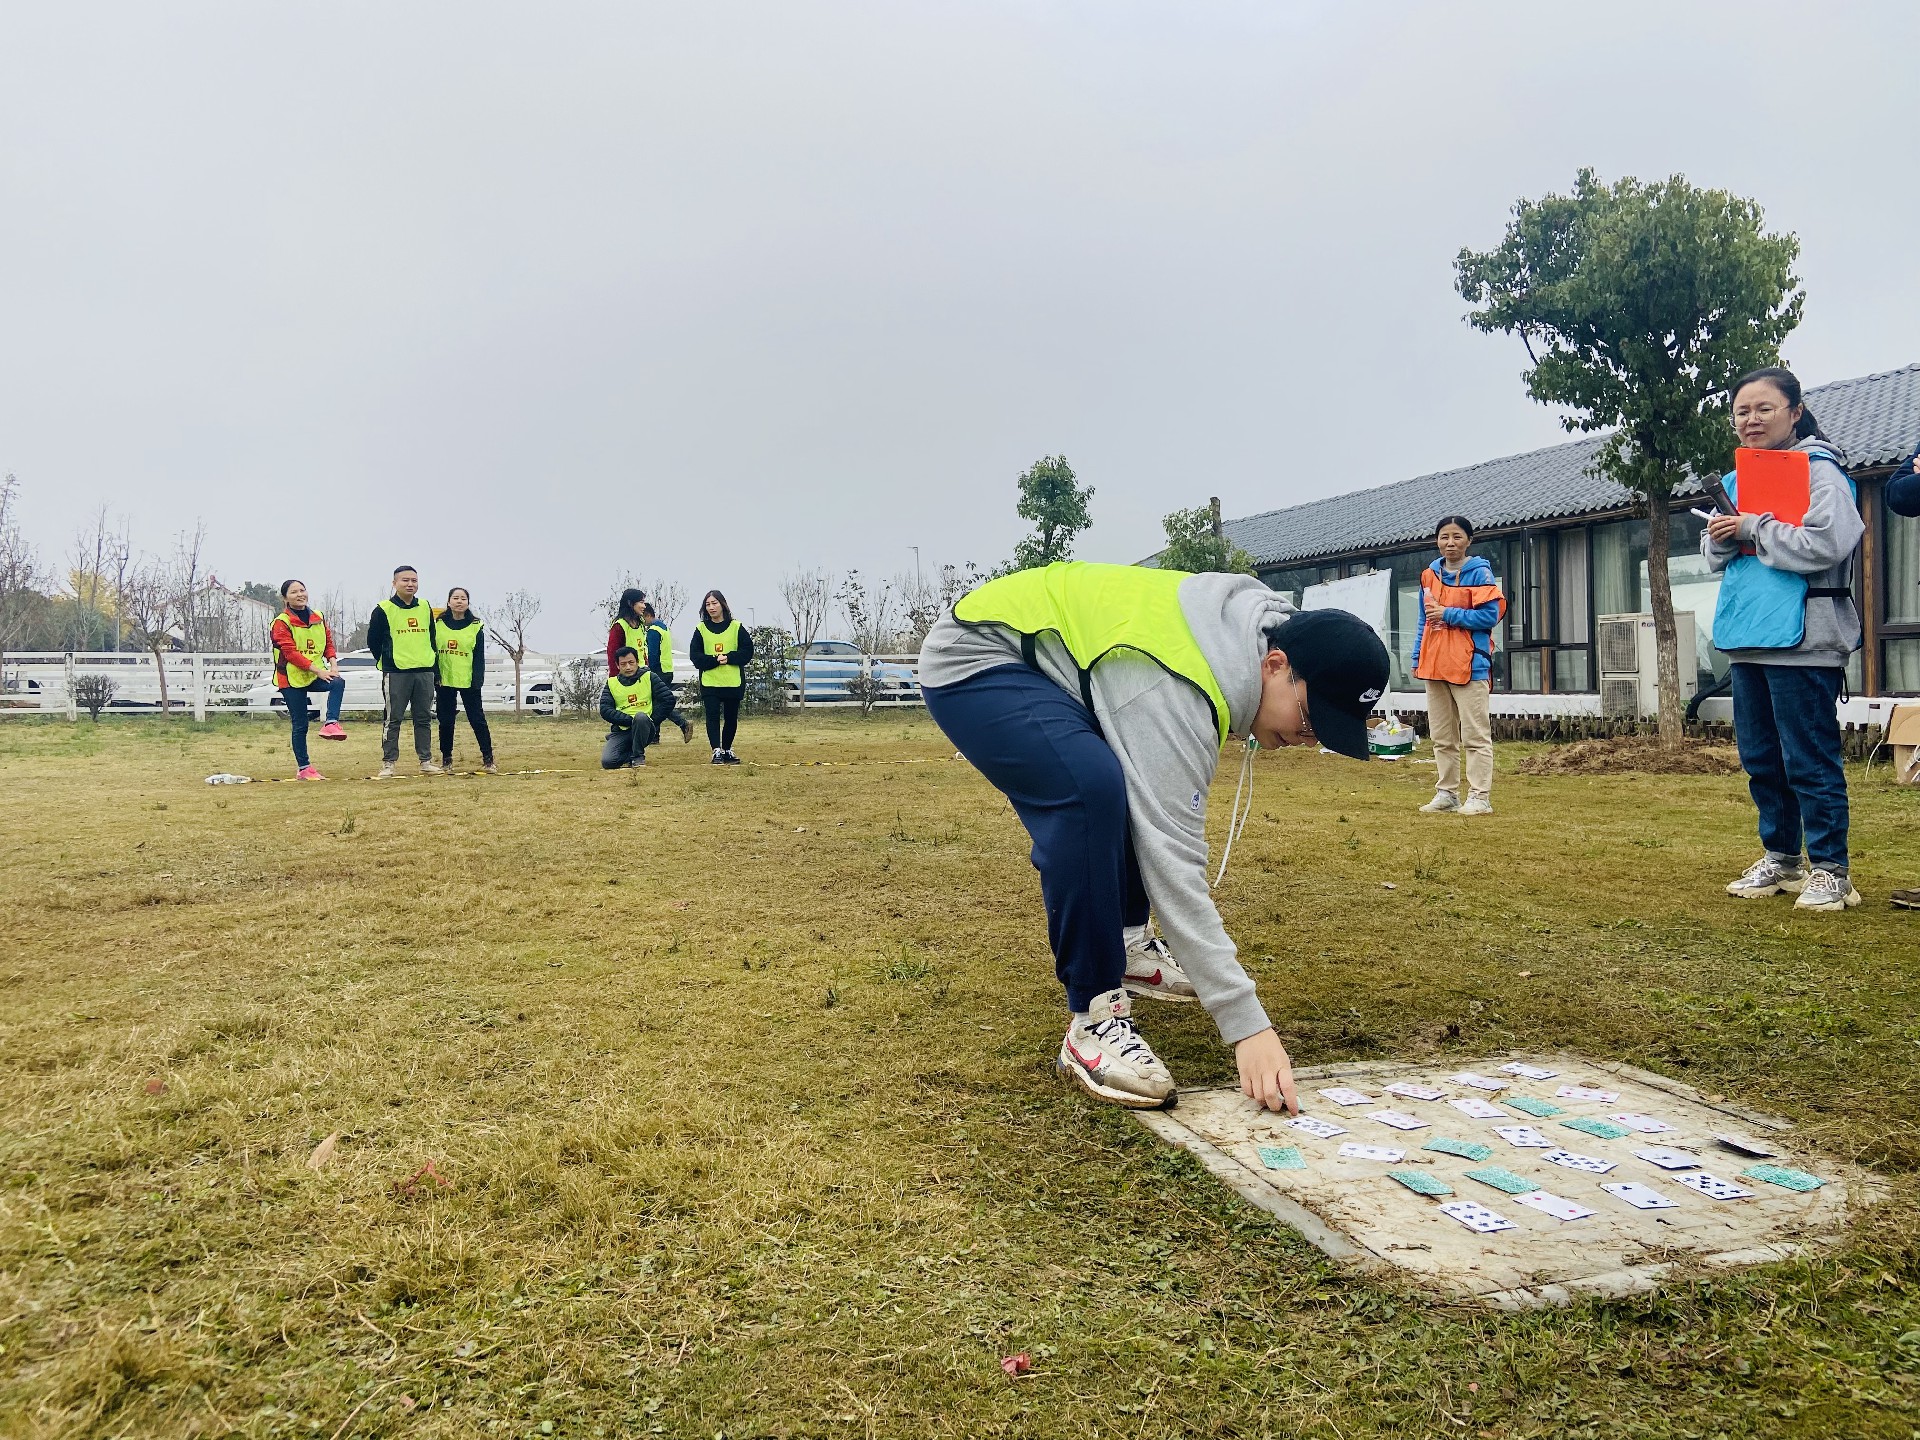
[1731,366,1828,441]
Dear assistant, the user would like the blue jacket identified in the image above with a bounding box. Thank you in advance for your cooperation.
[1888,445,1920,519]
[1409,554,1502,683]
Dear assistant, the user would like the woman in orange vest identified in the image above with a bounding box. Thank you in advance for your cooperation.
[1410,516,1506,815]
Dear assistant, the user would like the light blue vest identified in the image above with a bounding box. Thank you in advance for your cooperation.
[1710,447,1854,651]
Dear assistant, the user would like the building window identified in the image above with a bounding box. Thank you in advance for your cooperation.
[1557,528,1591,645]
[1887,638,1920,694]
[1508,648,1544,692]
[1887,508,1920,627]
[1262,563,1340,607]
[1553,648,1591,692]
[1590,512,1723,687]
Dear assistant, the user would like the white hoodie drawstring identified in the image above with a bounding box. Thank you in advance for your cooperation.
[1211,738,1257,890]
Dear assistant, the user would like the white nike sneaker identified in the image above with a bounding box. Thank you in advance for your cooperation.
[1124,934,1197,1003]
[1057,989,1177,1109]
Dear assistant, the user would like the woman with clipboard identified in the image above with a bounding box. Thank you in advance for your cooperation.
[1704,366,1865,912]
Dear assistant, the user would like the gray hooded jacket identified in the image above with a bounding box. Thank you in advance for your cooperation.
[1702,436,1863,668]
[920,572,1293,1046]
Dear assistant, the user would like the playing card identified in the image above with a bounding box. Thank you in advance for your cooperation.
[1318,1087,1375,1107]
[1741,1164,1824,1192]
[1492,1125,1554,1148]
[1634,1148,1701,1170]
[1674,1172,1755,1200]
[1712,1132,1781,1158]
[1337,1142,1404,1163]
[1512,1189,1595,1222]
[1384,1081,1447,1101]
[1449,1097,1504,1120]
[1554,1086,1619,1103]
[1287,1116,1347,1139]
[1541,1148,1616,1174]
[1438,1200,1518,1234]
[1463,1166,1538,1195]
[1367,1110,1430,1131]
[1499,1062,1559,1080]
[1422,1137,1494,1162]
[1387,1169,1452,1197]
[1449,1072,1511,1092]
[1502,1096,1564,1118]
[1608,1113,1676,1134]
[1561,1117,1632,1140]
[1256,1145,1306,1171]
[1602,1181,1680,1210]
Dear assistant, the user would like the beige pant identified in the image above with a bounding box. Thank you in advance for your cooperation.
[1426,679,1493,796]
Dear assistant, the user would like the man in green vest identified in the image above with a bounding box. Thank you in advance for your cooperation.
[367,565,441,779]
[599,646,677,767]
[921,561,1389,1113]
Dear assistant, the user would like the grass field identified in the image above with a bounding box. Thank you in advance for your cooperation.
[2,710,1917,1439]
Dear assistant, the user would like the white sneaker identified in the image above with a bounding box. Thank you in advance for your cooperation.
[1793,868,1861,912]
[1057,989,1177,1109]
[483,760,498,775]
[376,763,395,780]
[1124,934,1197,1003]
[1458,789,1493,816]
[1418,790,1459,814]
[421,759,444,775]
[1727,854,1806,899]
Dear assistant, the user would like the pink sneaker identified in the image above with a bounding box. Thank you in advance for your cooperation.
[318,721,346,741]
[297,765,325,781]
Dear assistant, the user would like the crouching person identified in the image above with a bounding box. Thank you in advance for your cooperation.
[920,561,1390,1113]
[601,646,675,768]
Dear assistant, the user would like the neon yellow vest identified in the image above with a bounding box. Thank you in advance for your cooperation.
[615,617,648,658]
[436,620,481,689]
[700,620,744,689]
[277,611,328,688]
[952,562,1232,744]
[646,622,674,676]
[607,672,655,719]
[379,598,436,671]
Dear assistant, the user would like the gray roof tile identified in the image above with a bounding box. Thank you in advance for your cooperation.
[1218,363,1920,568]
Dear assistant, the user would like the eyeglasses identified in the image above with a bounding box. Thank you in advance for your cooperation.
[1293,677,1316,742]
[1731,403,1788,422]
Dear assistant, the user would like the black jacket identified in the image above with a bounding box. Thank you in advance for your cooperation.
[601,672,677,731]
[436,612,486,688]
[1887,446,1920,519]
[689,618,755,674]
[366,595,438,672]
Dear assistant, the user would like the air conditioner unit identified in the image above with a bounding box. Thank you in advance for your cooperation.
[1597,612,1697,719]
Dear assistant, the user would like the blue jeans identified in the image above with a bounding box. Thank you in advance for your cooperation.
[1729,662,1849,872]
[924,664,1148,1012]
[280,676,345,768]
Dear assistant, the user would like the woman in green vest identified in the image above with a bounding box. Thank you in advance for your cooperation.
[434,587,496,774]
[690,589,754,764]
[270,578,347,780]
[921,561,1390,1113]
[607,588,649,677]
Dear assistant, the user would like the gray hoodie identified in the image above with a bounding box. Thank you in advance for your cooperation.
[920,572,1293,1046]
[1702,436,1863,668]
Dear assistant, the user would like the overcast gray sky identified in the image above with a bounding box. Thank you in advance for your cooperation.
[4,1,1916,648]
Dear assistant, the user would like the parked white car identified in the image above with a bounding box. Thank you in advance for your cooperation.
[243,650,555,716]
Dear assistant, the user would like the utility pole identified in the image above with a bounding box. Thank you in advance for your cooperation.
[1209,496,1223,544]
[910,546,922,584]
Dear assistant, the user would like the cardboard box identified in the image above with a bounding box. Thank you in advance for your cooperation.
[1890,704,1920,785]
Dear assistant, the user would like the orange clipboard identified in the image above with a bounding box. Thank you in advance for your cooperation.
[1733,448,1811,526]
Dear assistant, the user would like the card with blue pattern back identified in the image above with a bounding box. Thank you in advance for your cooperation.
[1257,1145,1307,1171]
[1387,1169,1453,1197]
[1561,1116,1631,1140]
[1463,1166,1539,1195]
[1740,1164,1823,1191]
[1503,1096,1564,1118]
[1422,1136,1494,1162]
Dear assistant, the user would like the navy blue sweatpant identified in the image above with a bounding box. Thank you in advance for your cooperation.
[923,663,1148,1012]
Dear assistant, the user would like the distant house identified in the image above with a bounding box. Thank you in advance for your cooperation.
[170,578,279,653]
[1209,364,1920,698]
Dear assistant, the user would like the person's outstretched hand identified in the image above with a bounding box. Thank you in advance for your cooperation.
[1235,1028,1298,1114]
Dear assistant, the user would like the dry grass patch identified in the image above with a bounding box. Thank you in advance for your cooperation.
[1,713,1917,1438]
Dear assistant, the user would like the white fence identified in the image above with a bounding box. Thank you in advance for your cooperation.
[0,649,936,719]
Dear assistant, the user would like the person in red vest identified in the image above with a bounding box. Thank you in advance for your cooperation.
[1411,516,1507,816]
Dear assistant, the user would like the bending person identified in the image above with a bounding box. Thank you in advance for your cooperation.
[368,565,440,778]
[920,561,1389,1112]
[271,579,347,781]
[600,646,676,768]
[1709,366,1865,912]
[608,588,649,676]
[435,587,496,774]
[1411,515,1506,816]
[690,589,753,764]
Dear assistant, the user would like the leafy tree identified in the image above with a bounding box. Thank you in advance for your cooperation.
[238,581,282,607]
[1007,455,1093,573]
[1159,500,1257,575]
[744,624,794,716]
[1456,168,1802,744]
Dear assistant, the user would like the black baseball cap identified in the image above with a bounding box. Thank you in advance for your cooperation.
[1269,609,1391,761]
